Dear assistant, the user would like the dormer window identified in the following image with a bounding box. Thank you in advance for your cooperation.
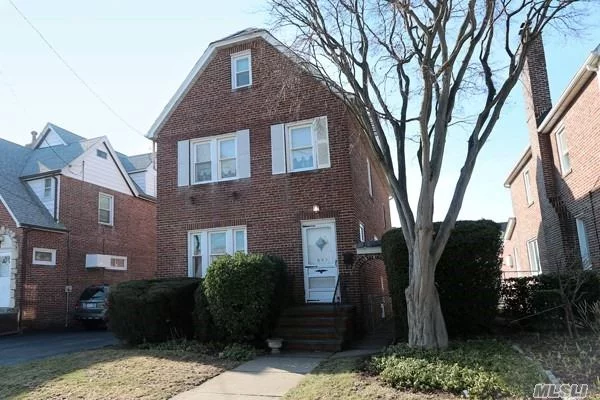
[231,51,252,89]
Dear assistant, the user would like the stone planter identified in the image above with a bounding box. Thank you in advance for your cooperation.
[266,338,283,354]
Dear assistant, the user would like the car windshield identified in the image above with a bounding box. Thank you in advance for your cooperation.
[80,287,105,301]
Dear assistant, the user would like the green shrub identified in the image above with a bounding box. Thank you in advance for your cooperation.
[500,271,600,329]
[192,282,215,342]
[382,220,502,339]
[108,278,201,345]
[203,253,287,342]
[219,343,257,361]
[369,341,545,399]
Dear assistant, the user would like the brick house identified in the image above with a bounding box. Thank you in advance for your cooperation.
[0,123,156,334]
[502,39,600,278]
[147,28,391,348]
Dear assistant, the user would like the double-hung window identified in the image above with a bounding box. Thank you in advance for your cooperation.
[98,193,114,226]
[576,218,591,270]
[231,51,251,89]
[191,136,239,184]
[527,238,541,275]
[556,129,571,175]
[188,227,247,277]
[523,170,533,205]
[288,123,315,171]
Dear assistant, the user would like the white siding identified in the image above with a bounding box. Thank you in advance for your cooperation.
[129,165,156,197]
[37,129,66,148]
[27,177,56,217]
[62,141,133,195]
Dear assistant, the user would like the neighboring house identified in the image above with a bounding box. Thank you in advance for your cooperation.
[147,28,391,346]
[0,123,156,334]
[502,38,600,278]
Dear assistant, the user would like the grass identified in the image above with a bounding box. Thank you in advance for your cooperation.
[512,332,600,394]
[0,346,240,400]
[284,357,458,400]
[285,340,546,400]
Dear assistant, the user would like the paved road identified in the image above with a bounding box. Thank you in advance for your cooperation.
[0,330,117,366]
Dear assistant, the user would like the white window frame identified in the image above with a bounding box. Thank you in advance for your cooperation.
[367,158,373,197]
[576,218,592,270]
[187,226,247,278]
[191,134,238,184]
[231,51,252,89]
[107,255,127,271]
[286,120,317,172]
[32,248,56,266]
[44,178,52,198]
[359,222,366,242]
[523,170,533,206]
[527,238,541,275]
[98,193,114,226]
[556,128,571,176]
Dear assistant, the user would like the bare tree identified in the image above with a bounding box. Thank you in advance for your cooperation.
[269,0,582,348]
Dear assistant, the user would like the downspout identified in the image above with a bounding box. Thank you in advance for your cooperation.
[52,176,59,220]
[18,228,29,332]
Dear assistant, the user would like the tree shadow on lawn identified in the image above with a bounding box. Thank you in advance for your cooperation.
[0,345,239,400]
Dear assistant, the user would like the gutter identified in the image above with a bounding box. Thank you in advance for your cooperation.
[538,46,600,134]
[20,223,68,233]
[20,170,62,181]
[504,147,532,188]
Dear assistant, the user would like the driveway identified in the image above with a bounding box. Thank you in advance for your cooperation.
[0,330,117,366]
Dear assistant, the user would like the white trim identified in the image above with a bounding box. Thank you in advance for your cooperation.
[287,121,317,172]
[359,222,366,242]
[107,255,127,271]
[505,147,532,188]
[32,247,57,266]
[98,192,114,226]
[231,50,252,89]
[190,132,240,184]
[356,246,381,255]
[367,158,373,197]
[146,30,341,140]
[523,169,534,206]
[0,194,21,227]
[526,238,542,275]
[555,128,572,176]
[576,218,592,270]
[301,218,338,303]
[187,225,247,278]
[504,217,516,241]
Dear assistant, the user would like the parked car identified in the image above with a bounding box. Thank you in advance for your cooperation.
[74,284,110,329]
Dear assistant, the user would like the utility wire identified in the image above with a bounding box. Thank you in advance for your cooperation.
[8,0,146,137]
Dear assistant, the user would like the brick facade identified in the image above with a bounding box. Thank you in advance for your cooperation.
[0,175,156,330]
[154,33,390,331]
[503,39,600,277]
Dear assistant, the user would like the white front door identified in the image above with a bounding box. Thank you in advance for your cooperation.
[302,220,338,303]
[0,252,11,308]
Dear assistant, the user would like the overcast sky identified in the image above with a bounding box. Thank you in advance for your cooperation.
[0,1,598,226]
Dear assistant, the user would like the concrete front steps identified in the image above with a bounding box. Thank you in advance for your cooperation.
[274,304,355,352]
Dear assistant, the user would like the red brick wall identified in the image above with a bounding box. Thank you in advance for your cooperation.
[16,176,156,329]
[507,55,600,275]
[156,37,389,313]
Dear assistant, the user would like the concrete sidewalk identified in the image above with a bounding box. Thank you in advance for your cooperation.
[171,352,330,400]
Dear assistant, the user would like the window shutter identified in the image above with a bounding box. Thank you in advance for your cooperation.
[313,116,330,169]
[177,140,190,187]
[271,124,286,174]
[236,129,251,179]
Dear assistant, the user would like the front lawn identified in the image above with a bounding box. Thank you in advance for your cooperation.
[285,340,546,400]
[0,347,239,400]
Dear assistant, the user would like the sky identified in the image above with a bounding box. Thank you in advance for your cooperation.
[0,1,599,226]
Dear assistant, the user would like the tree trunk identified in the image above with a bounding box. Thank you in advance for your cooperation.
[405,231,448,349]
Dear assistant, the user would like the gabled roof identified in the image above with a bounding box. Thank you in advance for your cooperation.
[0,123,153,231]
[146,28,304,140]
[32,122,86,148]
[0,138,66,231]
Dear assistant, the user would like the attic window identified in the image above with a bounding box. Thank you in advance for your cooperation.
[97,149,108,159]
[231,51,252,89]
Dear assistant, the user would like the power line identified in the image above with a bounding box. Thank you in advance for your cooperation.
[8,0,146,138]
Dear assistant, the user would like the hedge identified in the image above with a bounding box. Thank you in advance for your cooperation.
[108,278,201,345]
[203,253,287,342]
[501,271,600,329]
[382,220,502,339]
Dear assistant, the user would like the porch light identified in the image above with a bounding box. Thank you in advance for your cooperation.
[312,205,320,213]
